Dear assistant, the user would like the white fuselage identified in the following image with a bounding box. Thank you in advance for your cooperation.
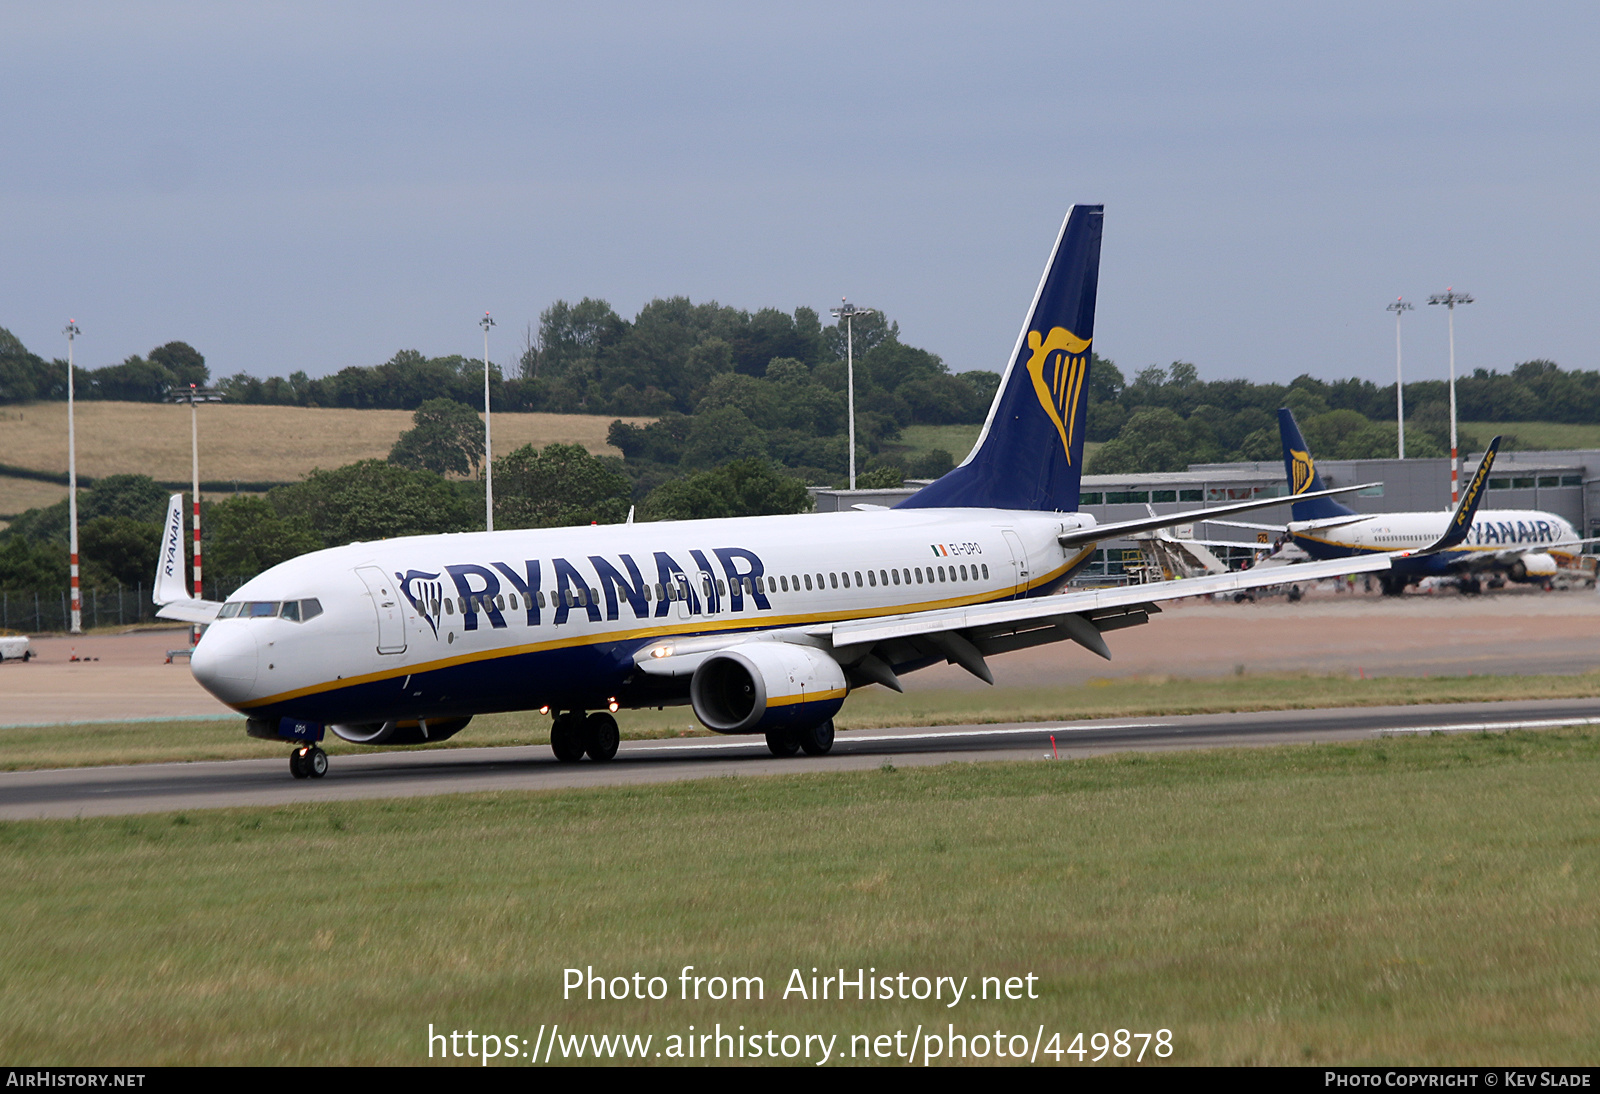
[191,507,1098,726]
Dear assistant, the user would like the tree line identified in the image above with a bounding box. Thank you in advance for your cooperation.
[1077,358,1580,474]
[0,441,815,596]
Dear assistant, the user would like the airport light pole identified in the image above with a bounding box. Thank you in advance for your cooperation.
[830,298,874,490]
[1387,298,1413,459]
[1428,288,1473,503]
[63,320,81,635]
[185,382,204,646]
[480,311,495,532]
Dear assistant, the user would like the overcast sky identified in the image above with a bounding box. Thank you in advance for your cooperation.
[5,2,1597,392]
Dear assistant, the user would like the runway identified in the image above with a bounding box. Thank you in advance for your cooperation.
[7,589,1600,726]
[6,696,1600,820]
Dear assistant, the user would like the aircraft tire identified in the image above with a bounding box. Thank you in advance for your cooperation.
[307,746,329,778]
[289,748,309,779]
[765,728,800,757]
[550,715,585,763]
[798,718,835,756]
[584,712,620,762]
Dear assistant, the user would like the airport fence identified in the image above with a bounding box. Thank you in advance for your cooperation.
[0,577,254,634]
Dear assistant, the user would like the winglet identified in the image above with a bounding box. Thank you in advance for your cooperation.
[152,492,224,623]
[153,493,190,605]
[1411,437,1501,555]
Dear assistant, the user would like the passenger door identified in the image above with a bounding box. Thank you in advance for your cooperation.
[355,566,408,654]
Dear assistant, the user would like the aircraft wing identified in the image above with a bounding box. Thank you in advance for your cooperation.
[1058,482,1381,548]
[636,552,1392,687]
[157,599,223,624]
[1169,537,1278,550]
[1206,519,1291,533]
[820,553,1388,651]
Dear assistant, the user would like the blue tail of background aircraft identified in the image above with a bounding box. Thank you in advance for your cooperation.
[899,204,1103,512]
[1278,408,1359,522]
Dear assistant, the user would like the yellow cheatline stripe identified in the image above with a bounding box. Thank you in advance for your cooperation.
[236,559,1081,713]
[767,688,848,708]
[1293,530,1568,559]
[239,556,1085,711]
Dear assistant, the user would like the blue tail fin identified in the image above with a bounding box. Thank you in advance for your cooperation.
[1278,408,1358,521]
[898,204,1103,512]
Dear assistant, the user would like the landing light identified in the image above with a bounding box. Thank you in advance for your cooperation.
[649,645,673,659]
[539,705,550,715]
[607,698,619,713]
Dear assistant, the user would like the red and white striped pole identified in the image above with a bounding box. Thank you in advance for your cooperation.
[1428,289,1473,504]
[190,384,202,646]
[64,321,81,635]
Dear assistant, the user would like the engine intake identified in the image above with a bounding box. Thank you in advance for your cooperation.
[690,643,847,734]
[1509,552,1558,581]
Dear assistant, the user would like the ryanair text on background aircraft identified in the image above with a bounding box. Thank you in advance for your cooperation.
[1234,408,1586,596]
[158,205,1428,780]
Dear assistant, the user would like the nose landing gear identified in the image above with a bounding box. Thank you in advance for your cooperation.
[289,745,328,779]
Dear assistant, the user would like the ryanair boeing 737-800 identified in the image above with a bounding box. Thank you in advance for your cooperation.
[1222,409,1584,596]
[156,205,1412,779]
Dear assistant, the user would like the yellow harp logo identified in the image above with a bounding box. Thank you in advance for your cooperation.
[1026,327,1092,462]
[1290,448,1316,495]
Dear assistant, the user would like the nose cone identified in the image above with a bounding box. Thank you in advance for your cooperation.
[191,625,260,707]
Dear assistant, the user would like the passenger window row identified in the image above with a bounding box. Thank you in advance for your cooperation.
[768,562,990,592]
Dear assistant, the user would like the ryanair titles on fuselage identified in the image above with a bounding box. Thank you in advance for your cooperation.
[396,545,774,639]
[1461,517,1569,547]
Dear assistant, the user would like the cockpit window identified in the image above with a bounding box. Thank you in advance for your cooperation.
[218,598,323,622]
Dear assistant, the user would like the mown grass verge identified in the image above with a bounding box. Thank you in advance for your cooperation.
[1,728,1598,1064]
[6,669,1600,771]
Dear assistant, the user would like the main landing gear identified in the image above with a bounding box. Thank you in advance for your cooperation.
[765,719,835,758]
[549,711,621,763]
[289,744,328,779]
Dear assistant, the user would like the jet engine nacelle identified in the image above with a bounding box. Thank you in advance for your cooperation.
[329,716,473,745]
[689,642,847,734]
[1509,552,1558,581]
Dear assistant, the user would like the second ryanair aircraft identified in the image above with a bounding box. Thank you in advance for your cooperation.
[160,205,1404,779]
[1254,409,1583,595]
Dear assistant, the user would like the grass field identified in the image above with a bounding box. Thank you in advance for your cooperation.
[1,727,1597,1065]
[0,475,69,520]
[0,402,646,490]
[1461,421,1600,451]
[7,669,1600,772]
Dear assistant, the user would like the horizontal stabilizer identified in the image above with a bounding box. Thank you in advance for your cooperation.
[1059,482,1380,548]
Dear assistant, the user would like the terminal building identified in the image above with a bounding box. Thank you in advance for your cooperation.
[812,447,1600,583]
